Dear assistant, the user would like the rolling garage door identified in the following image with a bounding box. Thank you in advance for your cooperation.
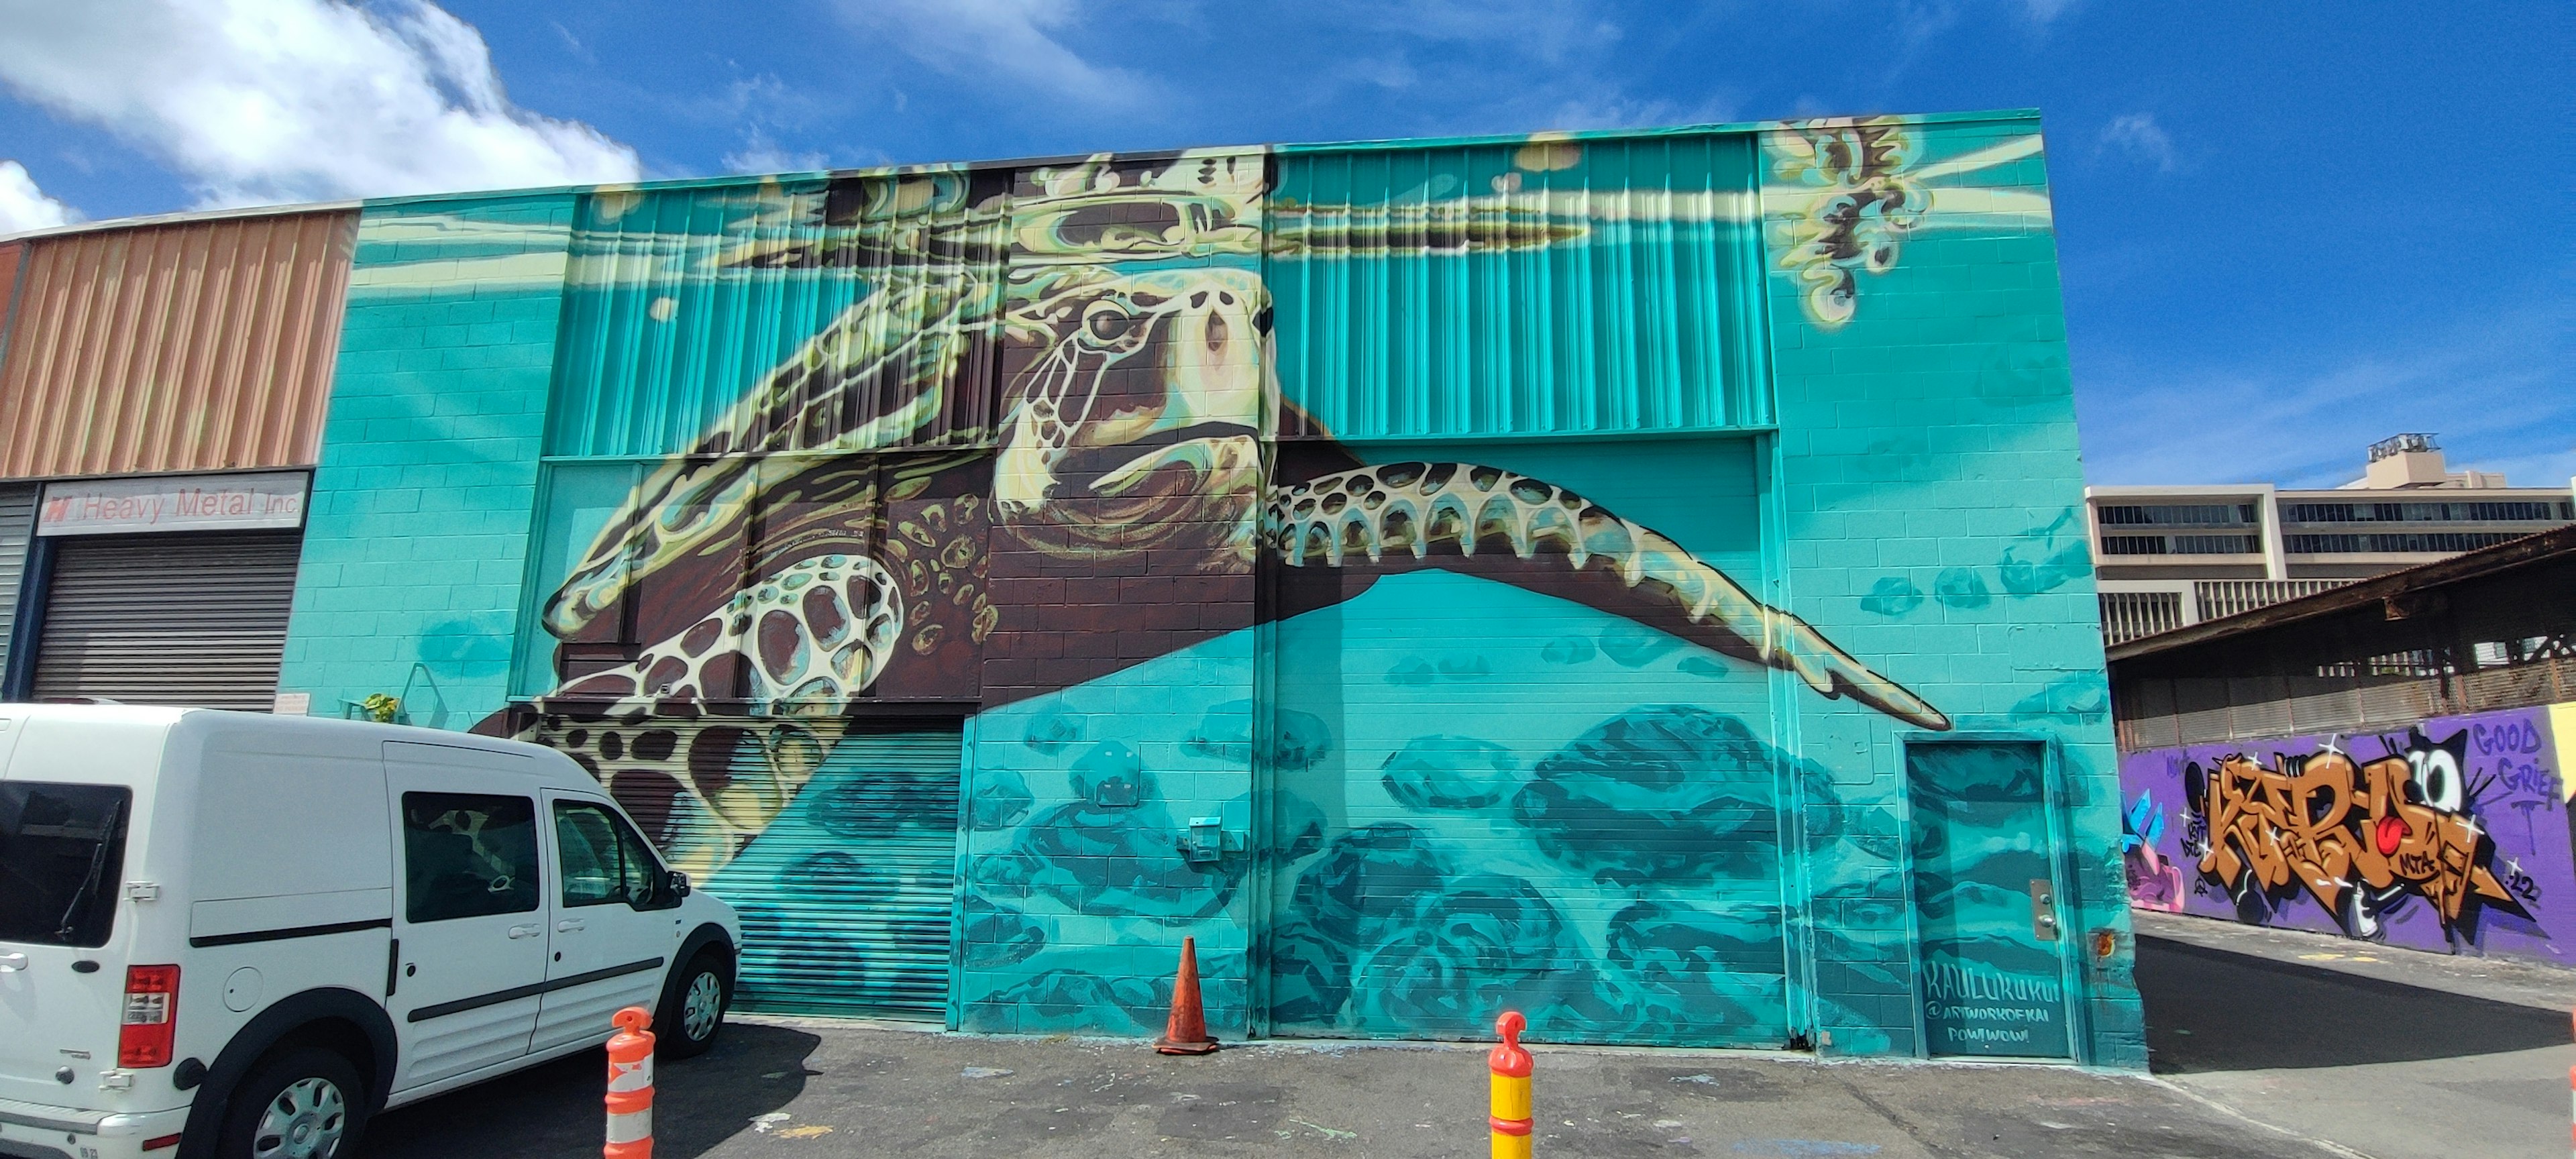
[32,530,302,711]
[0,486,32,678]
[688,727,964,1021]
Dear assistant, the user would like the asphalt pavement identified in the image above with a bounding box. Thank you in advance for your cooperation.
[2133,909,2576,1159]
[347,914,2576,1157]
[358,1019,2345,1158]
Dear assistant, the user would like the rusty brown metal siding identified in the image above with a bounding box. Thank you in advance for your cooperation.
[0,242,23,369]
[0,211,357,480]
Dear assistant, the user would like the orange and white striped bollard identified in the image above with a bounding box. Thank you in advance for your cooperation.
[606,1005,655,1159]
[1489,1010,1534,1159]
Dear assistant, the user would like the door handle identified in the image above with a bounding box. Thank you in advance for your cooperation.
[2029,879,2061,942]
[556,919,586,933]
[507,924,543,940]
[0,952,25,972]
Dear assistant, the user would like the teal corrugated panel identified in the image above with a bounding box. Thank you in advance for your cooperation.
[549,174,1006,458]
[701,728,963,1021]
[1269,133,1770,440]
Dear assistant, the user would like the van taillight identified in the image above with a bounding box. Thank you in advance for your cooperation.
[119,965,178,1068]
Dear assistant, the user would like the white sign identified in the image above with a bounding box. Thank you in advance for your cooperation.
[272,692,312,716]
[38,471,309,537]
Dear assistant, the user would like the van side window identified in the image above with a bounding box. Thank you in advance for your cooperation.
[401,793,541,923]
[554,801,671,909]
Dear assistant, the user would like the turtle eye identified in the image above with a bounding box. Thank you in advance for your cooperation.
[1081,300,1140,346]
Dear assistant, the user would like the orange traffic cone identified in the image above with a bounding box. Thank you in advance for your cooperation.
[1155,936,1220,1055]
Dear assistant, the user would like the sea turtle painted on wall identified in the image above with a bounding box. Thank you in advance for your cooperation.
[498,148,1953,875]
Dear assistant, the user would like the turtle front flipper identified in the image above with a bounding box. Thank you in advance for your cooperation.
[524,553,908,875]
[1267,463,1952,731]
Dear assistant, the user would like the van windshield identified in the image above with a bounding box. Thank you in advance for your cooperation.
[0,782,133,948]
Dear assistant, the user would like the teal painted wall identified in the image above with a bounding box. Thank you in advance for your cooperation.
[1756,116,2131,1063]
[278,111,2134,1066]
[276,192,578,728]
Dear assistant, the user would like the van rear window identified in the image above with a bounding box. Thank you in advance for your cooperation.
[0,782,132,948]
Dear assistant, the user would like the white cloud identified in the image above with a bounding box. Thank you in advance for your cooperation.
[2078,300,2575,489]
[0,0,641,209]
[0,160,78,235]
[832,0,1142,109]
[2099,112,2178,172]
[723,129,832,176]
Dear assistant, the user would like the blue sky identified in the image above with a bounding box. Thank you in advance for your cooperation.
[1,1,2567,490]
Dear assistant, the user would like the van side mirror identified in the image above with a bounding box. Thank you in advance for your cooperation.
[666,870,692,899]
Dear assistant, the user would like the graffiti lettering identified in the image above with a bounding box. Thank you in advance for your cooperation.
[1925,1004,2055,1024]
[2496,756,2555,801]
[2473,720,2543,757]
[2186,729,2525,938]
[1921,960,2061,1004]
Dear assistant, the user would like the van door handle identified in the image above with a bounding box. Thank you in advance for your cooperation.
[0,952,25,972]
[507,924,543,940]
[556,919,586,933]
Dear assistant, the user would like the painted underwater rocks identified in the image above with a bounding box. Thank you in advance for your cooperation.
[1290,823,1452,949]
[975,798,1244,922]
[1607,901,1792,1032]
[1381,734,1522,811]
[1183,699,1334,771]
[980,969,1170,1035]
[1350,875,1566,1030]
[961,900,1047,969]
[1513,706,1784,885]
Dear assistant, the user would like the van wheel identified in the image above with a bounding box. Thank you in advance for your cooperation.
[657,948,729,1058]
[218,1046,368,1159]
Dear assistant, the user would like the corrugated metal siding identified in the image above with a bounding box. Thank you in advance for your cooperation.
[1269,134,1772,439]
[0,242,23,355]
[0,213,356,480]
[692,728,963,1020]
[31,529,302,710]
[548,175,1006,458]
[0,485,32,676]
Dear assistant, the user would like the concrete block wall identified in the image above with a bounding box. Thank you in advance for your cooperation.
[1759,113,2138,1066]
[277,193,578,730]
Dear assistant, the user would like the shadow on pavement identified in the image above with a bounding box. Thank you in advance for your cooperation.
[358,1023,822,1158]
[2137,934,2569,1074]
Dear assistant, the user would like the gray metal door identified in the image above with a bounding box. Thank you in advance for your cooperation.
[688,728,964,1021]
[32,530,303,711]
[0,485,32,678]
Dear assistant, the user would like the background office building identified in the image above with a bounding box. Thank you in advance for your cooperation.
[2090,434,2574,645]
[0,111,2142,1065]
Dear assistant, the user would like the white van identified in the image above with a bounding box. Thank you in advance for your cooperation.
[0,705,743,1159]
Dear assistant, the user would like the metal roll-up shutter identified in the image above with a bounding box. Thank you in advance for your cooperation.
[32,530,303,711]
[0,485,32,677]
[693,727,963,1020]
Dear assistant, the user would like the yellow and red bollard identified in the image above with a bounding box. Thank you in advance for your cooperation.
[606,1006,655,1159]
[1489,1010,1534,1158]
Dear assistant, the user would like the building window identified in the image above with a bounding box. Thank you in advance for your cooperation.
[2096,503,2259,527]
[2170,535,2263,554]
[2285,500,2568,524]
[2099,534,2259,556]
[2287,531,2529,554]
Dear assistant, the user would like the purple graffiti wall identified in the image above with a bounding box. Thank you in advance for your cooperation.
[2120,705,2576,964]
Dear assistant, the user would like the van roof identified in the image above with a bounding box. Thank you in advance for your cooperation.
[0,705,589,781]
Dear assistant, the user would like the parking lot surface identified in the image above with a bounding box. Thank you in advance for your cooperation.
[360,1015,2347,1158]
